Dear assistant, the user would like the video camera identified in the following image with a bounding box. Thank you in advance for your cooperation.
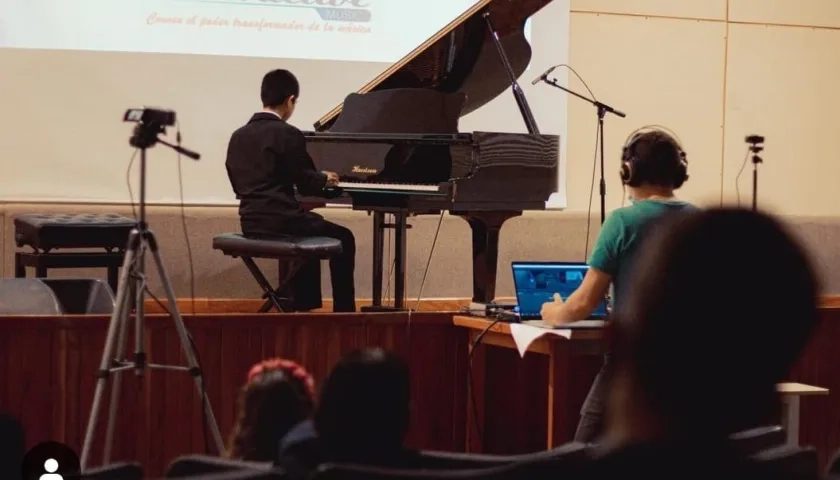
[123,107,176,127]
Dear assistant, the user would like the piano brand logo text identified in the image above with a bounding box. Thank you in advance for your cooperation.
[351,165,377,174]
[181,0,373,22]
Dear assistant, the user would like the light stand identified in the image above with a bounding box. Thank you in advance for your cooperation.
[539,77,626,225]
[80,121,223,470]
[745,135,765,211]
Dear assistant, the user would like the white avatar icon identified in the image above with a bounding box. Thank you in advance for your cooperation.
[39,458,63,480]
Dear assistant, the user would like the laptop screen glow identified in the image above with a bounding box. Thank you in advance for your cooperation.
[511,262,608,319]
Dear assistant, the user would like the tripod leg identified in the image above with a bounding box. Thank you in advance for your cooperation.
[102,280,136,464]
[135,241,147,376]
[145,233,225,454]
[81,239,138,470]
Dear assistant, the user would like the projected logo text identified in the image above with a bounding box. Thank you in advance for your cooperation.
[182,0,373,22]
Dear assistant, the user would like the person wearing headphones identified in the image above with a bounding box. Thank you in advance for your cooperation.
[540,126,697,443]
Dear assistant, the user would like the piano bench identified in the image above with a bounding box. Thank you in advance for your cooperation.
[14,213,136,292]
[212,233,343,313]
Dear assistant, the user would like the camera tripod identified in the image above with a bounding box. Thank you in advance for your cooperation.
[80,121,224,470]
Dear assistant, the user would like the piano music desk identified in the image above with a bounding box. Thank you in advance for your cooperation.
[453,315,603,452]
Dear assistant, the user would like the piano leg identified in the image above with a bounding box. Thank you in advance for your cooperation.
[455,211,522,304]
[371,212,385,308]
[363,211,411,312]
[394,213,408,310]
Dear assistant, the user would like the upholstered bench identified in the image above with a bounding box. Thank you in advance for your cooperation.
[14,213,136,291]
[212,233,343,312]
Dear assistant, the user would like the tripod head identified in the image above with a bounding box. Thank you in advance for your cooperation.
[745,134,764,164]
[122,107,201,227]
[124,107,201,159]
[129,122,167,150]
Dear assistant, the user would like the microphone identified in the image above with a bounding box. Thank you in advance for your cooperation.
[531,65,557,85]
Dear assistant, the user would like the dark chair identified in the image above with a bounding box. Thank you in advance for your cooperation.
[81,462,143,479]
[730,425,786,455]
[166,454,271,478]
[176,468,286,479]
[312,463,512,480]
[751,444,819,479]
[827,446,840,474]
[415,442,589,469]
[40,278,115,314]
[212,233,342,312]
[0,412,24,480]
[0,278,63,314]
[312,444,590,480]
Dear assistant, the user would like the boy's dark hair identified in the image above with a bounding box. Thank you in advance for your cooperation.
[613,207,820,436]
[261,69,300,108]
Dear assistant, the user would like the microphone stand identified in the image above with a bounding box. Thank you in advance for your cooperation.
[541,76,626,225]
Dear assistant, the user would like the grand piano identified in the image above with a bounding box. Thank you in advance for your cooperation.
[303,0,559,311]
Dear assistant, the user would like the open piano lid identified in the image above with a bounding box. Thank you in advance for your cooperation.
[313,0,553,131]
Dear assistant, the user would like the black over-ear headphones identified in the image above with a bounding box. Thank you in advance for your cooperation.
[619,125,689,189]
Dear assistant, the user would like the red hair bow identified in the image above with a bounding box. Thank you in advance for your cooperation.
[246,358,315,398]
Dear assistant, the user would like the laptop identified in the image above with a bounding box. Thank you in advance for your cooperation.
[511,261,607,328]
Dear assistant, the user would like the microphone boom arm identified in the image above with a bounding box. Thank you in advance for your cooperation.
[542,77,626,118]
[536,74,626,226]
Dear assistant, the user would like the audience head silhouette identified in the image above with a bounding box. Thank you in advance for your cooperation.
[315,348,411,461]
[608,207,819,442]
[227,358,315,461]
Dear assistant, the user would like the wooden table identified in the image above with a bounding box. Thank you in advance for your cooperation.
[453,315,604,452]
[777,382,830,445]
[454,316,830,452]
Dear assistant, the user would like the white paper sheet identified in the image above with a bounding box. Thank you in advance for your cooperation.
[508,323,572,357]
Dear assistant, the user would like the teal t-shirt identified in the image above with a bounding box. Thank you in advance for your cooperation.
[588,199,697,307]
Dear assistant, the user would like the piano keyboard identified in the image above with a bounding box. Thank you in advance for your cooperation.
[337,181,441,193]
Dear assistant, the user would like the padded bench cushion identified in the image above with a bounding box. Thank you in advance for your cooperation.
[212,233,342,259]
[15,213,136,251]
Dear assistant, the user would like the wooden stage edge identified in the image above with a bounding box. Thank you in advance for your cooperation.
[1,297,839,476]
[144,295,840,314]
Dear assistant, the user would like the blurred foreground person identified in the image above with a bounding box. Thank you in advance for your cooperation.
[592,208,819,479]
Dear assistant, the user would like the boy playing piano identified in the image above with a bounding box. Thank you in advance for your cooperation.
[225,69,356,312]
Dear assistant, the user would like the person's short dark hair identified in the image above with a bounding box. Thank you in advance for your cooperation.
[612,207,819,436]
[314,348,410,460]
[261,69,300,108]
[620,129,688,189]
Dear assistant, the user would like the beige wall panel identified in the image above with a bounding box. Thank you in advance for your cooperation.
[729,0,840,29]
[565,13,726,212]
[571,0,726,20]
[722,24,840,216]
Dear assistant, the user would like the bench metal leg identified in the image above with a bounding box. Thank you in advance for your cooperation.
[264,260,305,312]
[240,257,285,312]
[107,265,119,293]
[14,252,25,278]
[35,260,47,278]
